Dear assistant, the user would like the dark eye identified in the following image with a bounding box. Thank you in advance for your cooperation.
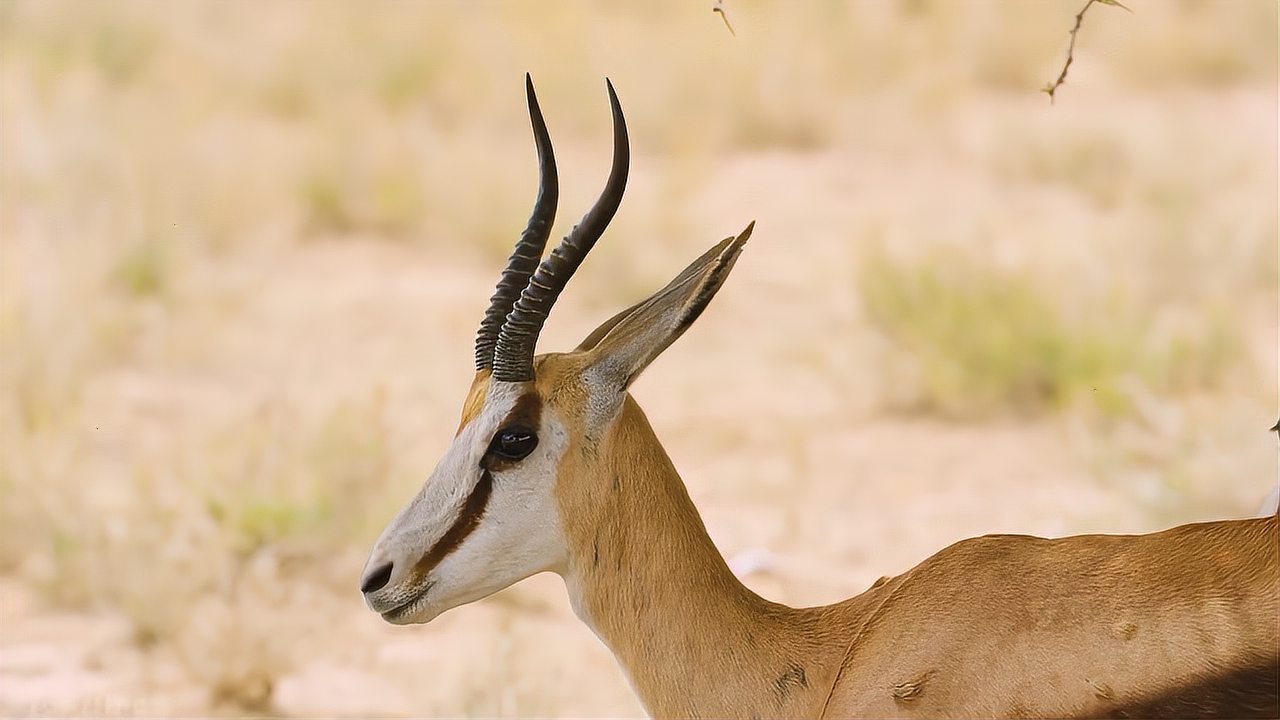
[490,426,538,461]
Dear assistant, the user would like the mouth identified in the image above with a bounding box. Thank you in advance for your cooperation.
[377,581,434,624]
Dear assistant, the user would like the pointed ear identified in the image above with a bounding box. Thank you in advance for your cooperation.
[575,231,744,353]
[581,222,752,392]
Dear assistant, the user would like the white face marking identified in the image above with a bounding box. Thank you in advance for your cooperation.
[362,382,570,624]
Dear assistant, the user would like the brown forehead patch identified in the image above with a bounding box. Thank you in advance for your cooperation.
[456,371,492,436]
[531,353,591,424]
[501,391,543,430]
[456,371,547,438]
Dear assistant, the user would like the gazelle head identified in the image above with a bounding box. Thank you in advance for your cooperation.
[360,76,751,625]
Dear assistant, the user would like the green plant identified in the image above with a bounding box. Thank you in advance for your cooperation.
[858,245,1238,418]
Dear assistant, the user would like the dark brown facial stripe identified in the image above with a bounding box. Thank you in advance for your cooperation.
[409,392,542,585]
[409,468,494,584]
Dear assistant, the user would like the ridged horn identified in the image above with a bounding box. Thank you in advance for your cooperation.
[492,79,629,383]
[474,73,559,371]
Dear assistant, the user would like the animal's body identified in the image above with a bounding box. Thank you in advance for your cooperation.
[361,76,1280,718]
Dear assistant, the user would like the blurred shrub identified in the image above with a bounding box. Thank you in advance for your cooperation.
[858,245,1239,418]
[0,387,397,709]
[1102,0,1277,89]
[89,14,157,86]
[299,155,426,238]
[992,128,1132,210]
[111,239,170,298]
[201,391,393,557]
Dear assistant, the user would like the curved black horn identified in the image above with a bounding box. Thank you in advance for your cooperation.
[475,74,559,371]
[492,79,629,383]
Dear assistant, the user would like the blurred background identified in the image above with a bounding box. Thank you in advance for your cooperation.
[1,0,1276,715]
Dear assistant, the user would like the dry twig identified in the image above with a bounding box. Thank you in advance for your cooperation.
[712,0,736,37]
[1042,0,1130,104]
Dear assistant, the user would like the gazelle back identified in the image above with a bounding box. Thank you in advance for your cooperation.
[361,77,1279,718]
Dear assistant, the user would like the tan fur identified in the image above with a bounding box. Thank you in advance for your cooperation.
[523,358,1279,718]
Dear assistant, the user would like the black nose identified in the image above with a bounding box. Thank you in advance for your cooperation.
[361,561,394,594]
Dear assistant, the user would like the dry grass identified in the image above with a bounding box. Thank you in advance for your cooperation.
[1,0,1275,715]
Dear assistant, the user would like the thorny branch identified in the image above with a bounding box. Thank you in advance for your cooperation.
[1042,0,1130,104]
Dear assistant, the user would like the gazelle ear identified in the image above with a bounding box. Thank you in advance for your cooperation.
[575,231,745,353]
[581,222,752,392]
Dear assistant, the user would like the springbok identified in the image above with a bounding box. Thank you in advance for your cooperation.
[361,76,1279,718]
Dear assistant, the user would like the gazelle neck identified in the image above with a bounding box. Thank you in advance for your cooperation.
[558,395,841,718]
